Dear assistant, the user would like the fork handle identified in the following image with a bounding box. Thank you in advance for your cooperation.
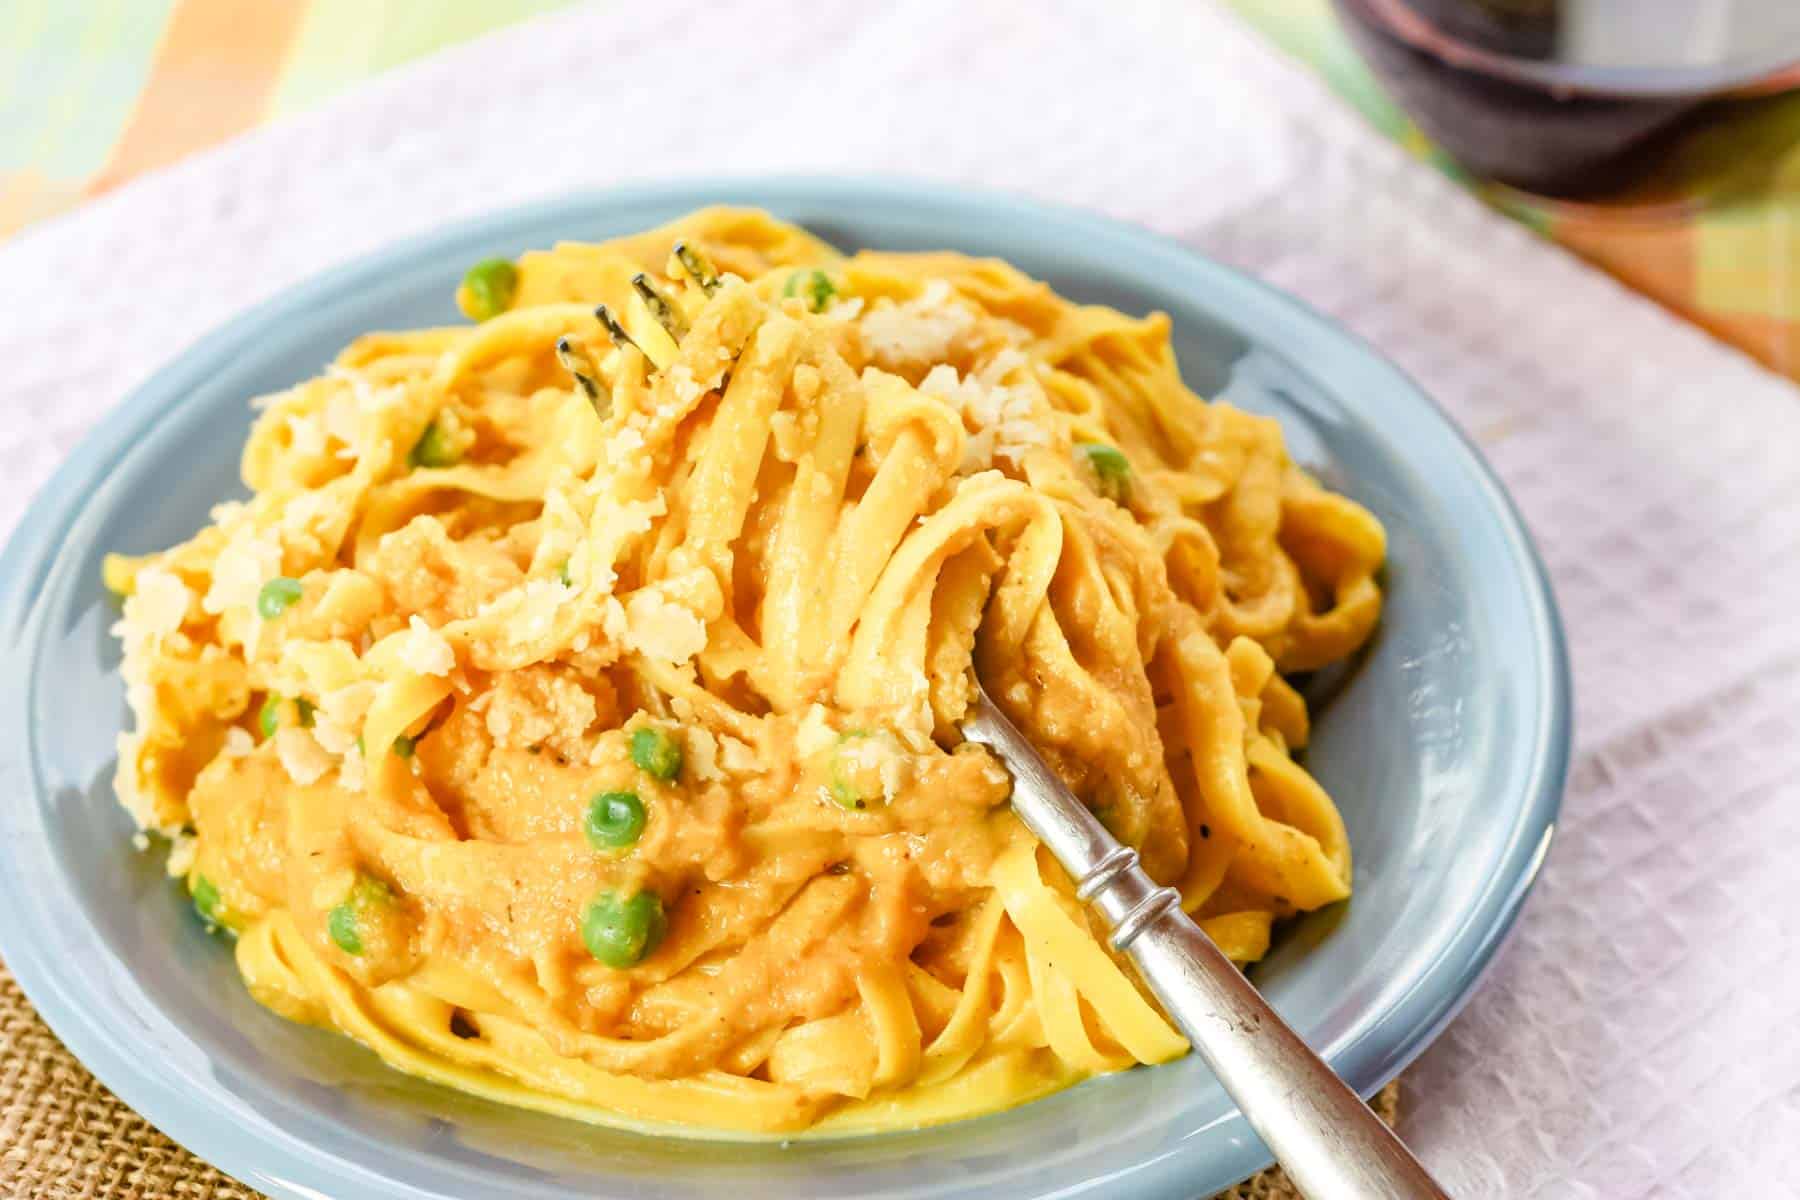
[962,697,1448,1200]
[1088,858,1449,1200]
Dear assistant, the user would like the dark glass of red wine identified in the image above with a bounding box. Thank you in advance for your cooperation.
[1333,0,1800,196]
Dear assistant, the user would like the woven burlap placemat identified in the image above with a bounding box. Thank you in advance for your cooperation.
[0,961,1397,1199]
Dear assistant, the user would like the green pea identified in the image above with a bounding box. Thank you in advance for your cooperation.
[584,791,646,851]
[828,731,873,811]
[557,558,573,587]
[328,875,392,956]
[257,576,302,619]
[630,727,682,782]
[296,698,316,728]
[784,269,837,313]
[392,734,416,759]
[1077,442,1131,503]
[581,889,666,968]
[828,726,892,813]
[327,902,362,955]
[407,419,461,469]
[460,257,518,322]
[258,694,282,739]
[828,777,865,811]
[191,875,224,926]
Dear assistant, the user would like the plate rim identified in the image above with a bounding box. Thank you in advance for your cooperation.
[0,175,1572,1200]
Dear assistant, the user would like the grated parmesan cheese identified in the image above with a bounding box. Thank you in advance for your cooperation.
[113,731,156,832]
[165,832,199,878]
[602,493,667,537]
[623,588,707,664]
[896,682,935,751]
[993,318,1035,346]
[610,426,646,457]
[204,528,281,616]
[325,364,373,403]
[396,614,455,676]
[511,579,575,642]
[685,726,721,781]
[318,680,378,736]
[794,704,837,759]
[280,490,335,547]
[719,735,758,773]
[468,575,579,651]
[338,745,367,794]
[222,726,255,758]
[838,731,913,801]
[310,711,356,757]
[323,390,361,458]
[325,365,407,413]
[600,595,628,643]
[665,364,705,407]
[917,349,1049,475]
[287,412,327,458]
[859,280,977,373]
[274,727,334,785]
[109,567,194,793]
[127,568,191,641]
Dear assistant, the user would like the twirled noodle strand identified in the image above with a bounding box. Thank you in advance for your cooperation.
[106,208,1384,1135]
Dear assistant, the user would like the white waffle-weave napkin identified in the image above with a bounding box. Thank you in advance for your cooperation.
[2,3,1797,1195]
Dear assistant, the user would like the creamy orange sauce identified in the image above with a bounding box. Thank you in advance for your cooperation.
[106,208,1384,1134]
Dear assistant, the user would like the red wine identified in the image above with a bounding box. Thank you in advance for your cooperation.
[1334,0,1800,195]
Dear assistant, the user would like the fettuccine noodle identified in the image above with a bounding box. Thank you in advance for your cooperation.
[105,208,1384,1135]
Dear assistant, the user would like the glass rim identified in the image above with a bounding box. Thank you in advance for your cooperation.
[1340,0,1800,100]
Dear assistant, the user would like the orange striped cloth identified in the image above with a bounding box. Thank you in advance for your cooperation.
[0,0,572,232]
[86,0,312,196]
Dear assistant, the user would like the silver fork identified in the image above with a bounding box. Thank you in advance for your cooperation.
[960,685,1449,1200]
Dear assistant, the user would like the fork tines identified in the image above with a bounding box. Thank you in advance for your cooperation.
[672,240,721,296]
[554,335,610,416]
[631,273,690,343]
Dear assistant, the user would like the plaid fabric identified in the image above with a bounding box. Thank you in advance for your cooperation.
[0,0,575,231]
[1227,0,1800,380]
[5,0,1795,377]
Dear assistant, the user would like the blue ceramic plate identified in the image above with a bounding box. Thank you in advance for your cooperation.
[0,179,1569,1200]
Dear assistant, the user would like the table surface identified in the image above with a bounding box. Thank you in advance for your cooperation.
[3,3,1799,1197]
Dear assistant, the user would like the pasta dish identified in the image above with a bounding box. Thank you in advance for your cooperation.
[106,208,1384,1135]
